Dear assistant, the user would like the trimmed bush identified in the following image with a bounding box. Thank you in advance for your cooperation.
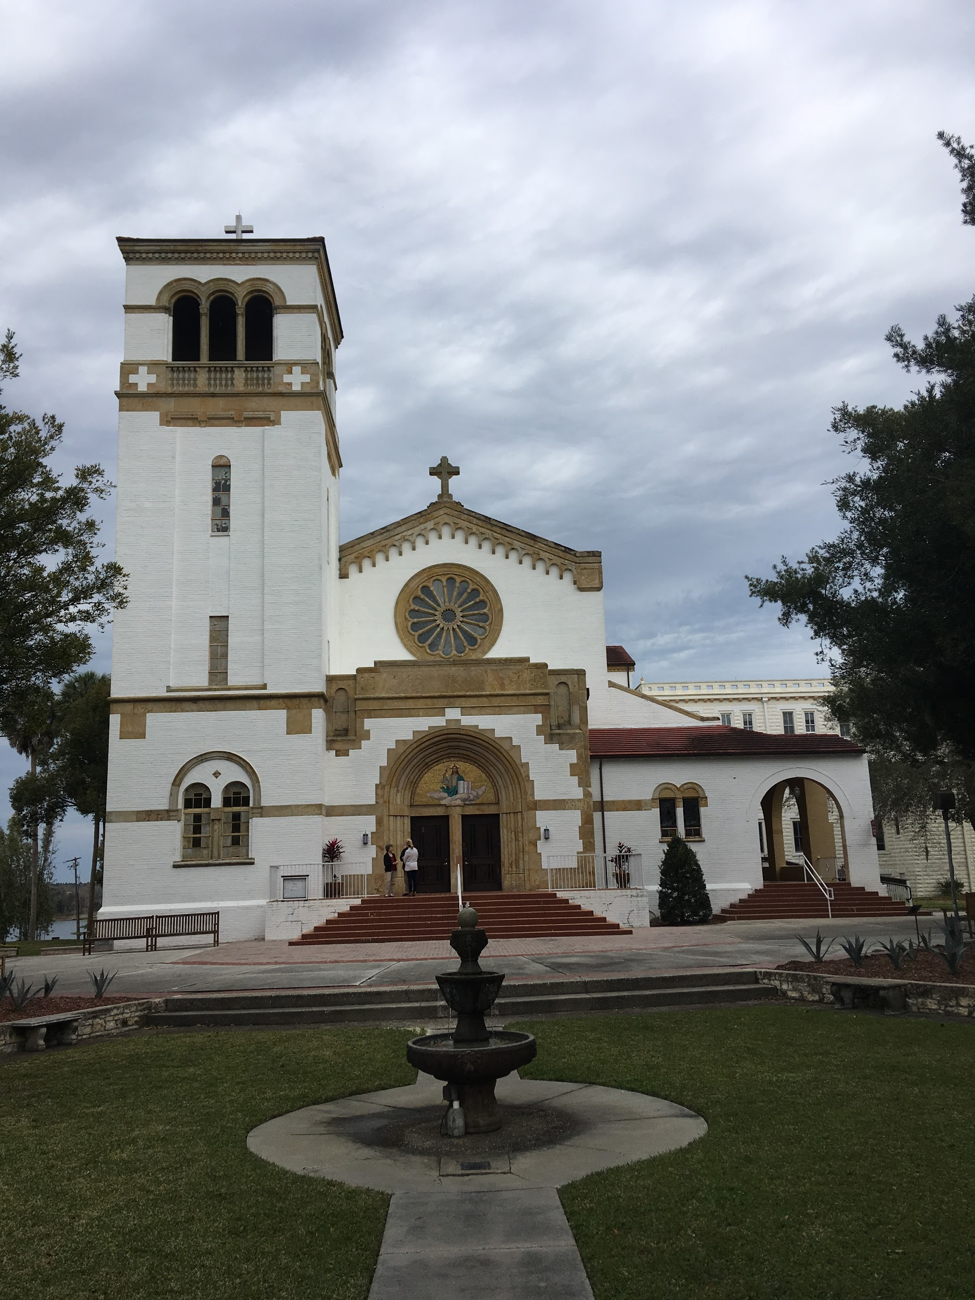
[658,835,712,925]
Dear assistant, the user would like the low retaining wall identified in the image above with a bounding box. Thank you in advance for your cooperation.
[758,969,975,1018]
[0,998,165,1056]
[265,897,360,942]
[556,888,651,928]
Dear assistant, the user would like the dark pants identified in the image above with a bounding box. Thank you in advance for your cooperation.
[405,871,418,894]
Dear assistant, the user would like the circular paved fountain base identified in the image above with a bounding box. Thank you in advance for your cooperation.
[248,1070,707,1193]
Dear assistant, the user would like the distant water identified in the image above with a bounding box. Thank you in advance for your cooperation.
[42,918,84,940]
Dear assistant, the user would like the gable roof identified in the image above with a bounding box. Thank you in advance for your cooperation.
[589,726,865,757]
[339,498,603,590]
[606,645,636,668]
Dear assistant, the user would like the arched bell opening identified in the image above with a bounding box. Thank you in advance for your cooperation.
[758,777,848,883]
[376,727,540,897]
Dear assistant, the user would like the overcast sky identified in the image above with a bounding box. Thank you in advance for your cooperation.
[2,0,973,878]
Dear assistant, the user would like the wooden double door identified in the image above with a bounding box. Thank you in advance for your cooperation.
[410,813,502,893]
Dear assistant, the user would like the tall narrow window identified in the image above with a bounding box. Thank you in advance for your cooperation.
[211,457,231,534]
[209,616,229,686]
[244,294,273,361]
[182,783,212,860]
[792,820,803,853]
[208,294,238,362]
[720,712,732,726]
[804,710,816,733]
[221,782,251,858]
[172,295,201,361]
[682,797,702,839]
[741,711,754,730]
[659,797,678,840]
[782,711,796,734]
[758,821,766,854]
[839,721,852,739]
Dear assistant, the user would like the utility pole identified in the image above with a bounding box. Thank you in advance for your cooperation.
[67,856,81,941]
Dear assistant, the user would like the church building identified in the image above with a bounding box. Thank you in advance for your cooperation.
[102,230,888,942]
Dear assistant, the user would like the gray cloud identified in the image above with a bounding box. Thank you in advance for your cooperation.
[2,0,973,871]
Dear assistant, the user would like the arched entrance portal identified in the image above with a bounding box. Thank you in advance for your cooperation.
[376,727,540,894]
[760,777,849,882]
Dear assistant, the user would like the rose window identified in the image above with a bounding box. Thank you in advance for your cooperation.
[406,576,492,658]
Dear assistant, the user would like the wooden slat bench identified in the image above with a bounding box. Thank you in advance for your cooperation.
[82,912,220,954]
[9,1011,82,1052]
[149,912,220,950]
[82,916,153,955]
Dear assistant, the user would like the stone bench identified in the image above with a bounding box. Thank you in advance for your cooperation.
[9,1012,83,1052]
[830,977,908,1015]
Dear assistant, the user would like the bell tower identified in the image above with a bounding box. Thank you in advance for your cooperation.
[103,223,343,941]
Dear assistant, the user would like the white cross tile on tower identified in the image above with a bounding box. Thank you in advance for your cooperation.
[128,366,156,391]
[281,366,310,391]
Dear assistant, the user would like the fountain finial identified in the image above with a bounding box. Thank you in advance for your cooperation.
[450,906,487,975]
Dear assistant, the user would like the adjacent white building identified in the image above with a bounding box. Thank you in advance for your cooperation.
[101,230,884,941]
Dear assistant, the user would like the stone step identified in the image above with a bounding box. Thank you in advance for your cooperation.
[144,970,776,1028]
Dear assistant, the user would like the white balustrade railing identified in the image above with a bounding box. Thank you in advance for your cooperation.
[544,853,644,892]
[269,862,371,902]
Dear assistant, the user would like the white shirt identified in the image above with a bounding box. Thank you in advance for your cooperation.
[403,847,419,870]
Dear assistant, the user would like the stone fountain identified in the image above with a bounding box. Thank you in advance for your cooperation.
[406,905,536,1133]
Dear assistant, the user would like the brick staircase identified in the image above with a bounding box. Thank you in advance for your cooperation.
[289,891,631,946]
[719,881,914,922]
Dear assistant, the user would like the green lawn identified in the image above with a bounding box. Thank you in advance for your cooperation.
[2,938,85,956]
[0,1028,414,1300]
[1,1009,973,1299]
[518,1006,975,1300]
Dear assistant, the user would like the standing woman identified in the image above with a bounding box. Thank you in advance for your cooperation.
[383,843,398,897]
[402,839,419,896]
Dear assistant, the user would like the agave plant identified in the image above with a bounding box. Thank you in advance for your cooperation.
[839,934,869,967]
[877,938,907,971]
[88,968,118,998]
[796,930,836,962]
[934,926,968,977]
[7,978,38,1011]
[42,973,59,998]
[0,970,15,1002]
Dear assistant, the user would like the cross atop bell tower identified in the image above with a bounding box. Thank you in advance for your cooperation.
[429,455,460,502]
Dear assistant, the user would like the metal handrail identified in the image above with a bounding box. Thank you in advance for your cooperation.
[879,873,913,905]
[799,853,834,919]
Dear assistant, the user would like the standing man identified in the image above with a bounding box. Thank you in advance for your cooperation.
[402,839,419,895]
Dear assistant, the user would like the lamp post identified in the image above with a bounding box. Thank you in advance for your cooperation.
[935,790,960,923]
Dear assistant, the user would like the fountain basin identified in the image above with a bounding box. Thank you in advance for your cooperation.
[406,1030,537,1132]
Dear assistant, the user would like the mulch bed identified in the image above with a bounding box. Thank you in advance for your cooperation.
[0,995,136,1025]
[778,948,975,986]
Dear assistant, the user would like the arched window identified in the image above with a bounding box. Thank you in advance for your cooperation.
[182,783,212,860]
[221,782,251,859]
[172,295,201,362]
[208,294,238,362]
[553,682,572,729]
[244,294,273,361]
[211,457,231,534]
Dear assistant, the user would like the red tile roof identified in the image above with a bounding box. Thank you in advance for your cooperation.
[606,645,636,668]
[589,726,864,757]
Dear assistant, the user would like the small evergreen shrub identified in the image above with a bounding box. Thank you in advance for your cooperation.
[658,835,712,925]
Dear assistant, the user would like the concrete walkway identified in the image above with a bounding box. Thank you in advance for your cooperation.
[7,914,929,998]
[370,1188,593,1300]
[248,1070,705,1299]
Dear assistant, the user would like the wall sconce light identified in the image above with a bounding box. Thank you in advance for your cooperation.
[362,832,369,846]
[543,827,550,841]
